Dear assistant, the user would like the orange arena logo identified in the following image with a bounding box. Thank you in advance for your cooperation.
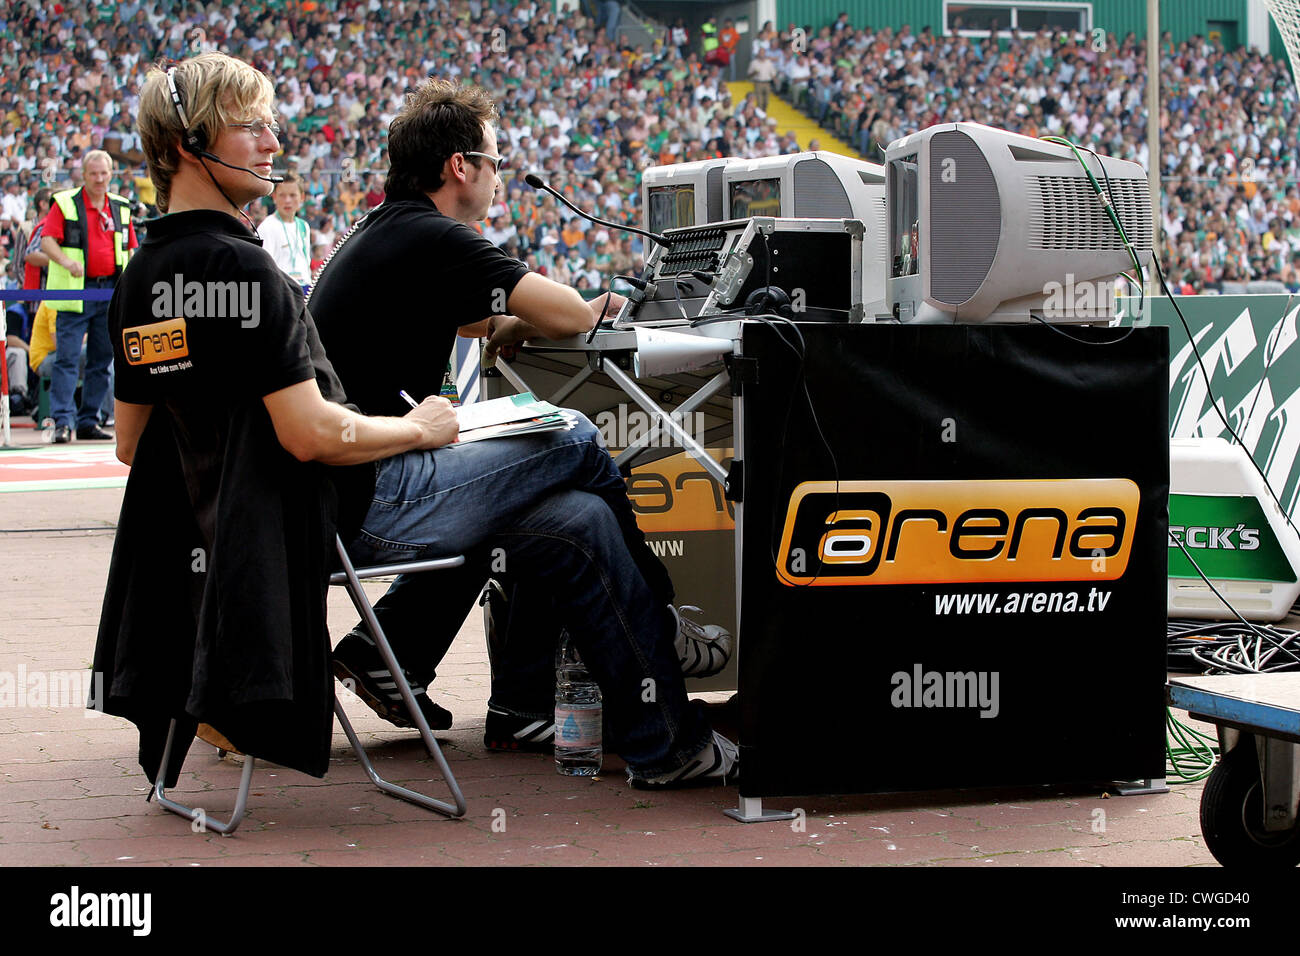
[775,479,1139,586]
[123,317,188,366]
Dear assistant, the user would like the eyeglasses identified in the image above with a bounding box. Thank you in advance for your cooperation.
[227,120,282,138]
[463,150,506,174]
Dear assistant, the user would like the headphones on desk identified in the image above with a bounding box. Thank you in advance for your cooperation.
[744,285,794,319]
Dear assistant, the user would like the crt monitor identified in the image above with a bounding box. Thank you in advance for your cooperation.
[884,122,1153,323]
[723,151,887,317]
[641,158,730,235]
[722,151,886,223]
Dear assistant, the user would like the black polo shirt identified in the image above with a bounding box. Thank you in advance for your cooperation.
[309,195,530,417]
[110,209,375,540]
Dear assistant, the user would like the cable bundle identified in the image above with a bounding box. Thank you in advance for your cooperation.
[1165,617,1300,781]
[1168,619,1300,675]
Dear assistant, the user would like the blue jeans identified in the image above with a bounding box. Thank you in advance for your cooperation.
[50,293,112,429]
[353,549,560,719]
[347,414,709,777]
[37,347,115,422]
[601,0,620,41]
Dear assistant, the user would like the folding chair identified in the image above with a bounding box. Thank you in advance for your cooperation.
[151,535,469,834]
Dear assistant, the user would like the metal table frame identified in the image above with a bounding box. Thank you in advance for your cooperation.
[492,327,790,821]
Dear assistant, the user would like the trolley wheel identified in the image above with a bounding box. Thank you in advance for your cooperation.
[1200,742,1300,868]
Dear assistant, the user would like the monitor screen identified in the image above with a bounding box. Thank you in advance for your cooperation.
[889,154,920,278]
[647,184,696,234]
[729,178,781,218]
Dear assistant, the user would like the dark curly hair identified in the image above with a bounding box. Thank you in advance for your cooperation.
[384,78,497,200]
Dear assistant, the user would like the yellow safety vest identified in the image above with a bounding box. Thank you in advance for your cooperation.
[702,22,718,53]
[45,187,132,313]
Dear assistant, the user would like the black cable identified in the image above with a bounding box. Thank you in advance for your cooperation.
[1069,141,1146,321]
[1238,291,1296,445]
[746,316,843,586]
[1030,311,1136,345]
[1055,133,1300,539]
[752,231,842,586]
[1168,528,1300,667]
[198,156,257,232]
[671,277,690,323]
[585,284,617,343]
[1151,254,1300,536]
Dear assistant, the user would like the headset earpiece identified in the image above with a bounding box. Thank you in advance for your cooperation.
[165,66,206,154]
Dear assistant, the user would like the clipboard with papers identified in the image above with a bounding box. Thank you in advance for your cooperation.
[454,392,577,444]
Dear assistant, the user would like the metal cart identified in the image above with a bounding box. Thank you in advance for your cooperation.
[1167,674,1300,867]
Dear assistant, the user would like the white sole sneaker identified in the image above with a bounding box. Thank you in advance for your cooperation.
[672,605,734,678]
[628,732,739,790]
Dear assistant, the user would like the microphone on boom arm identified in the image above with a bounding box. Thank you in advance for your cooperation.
[524,173,671,249]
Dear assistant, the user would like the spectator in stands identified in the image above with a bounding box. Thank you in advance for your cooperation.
[9,0,1299,292]
[2,179,27,224]
[601,1,622,43]
[257,172,313,287]
[749,47,776,111]
[717,18,740,81]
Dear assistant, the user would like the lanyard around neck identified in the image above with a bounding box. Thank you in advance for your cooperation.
[279,214,307,265]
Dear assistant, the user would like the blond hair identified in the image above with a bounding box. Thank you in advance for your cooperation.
[138,53,275,213]
[83,149,113,172]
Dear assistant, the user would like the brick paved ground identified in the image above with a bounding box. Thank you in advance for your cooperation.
[0,428,1217,868]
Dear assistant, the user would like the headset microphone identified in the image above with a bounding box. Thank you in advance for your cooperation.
[196,150,285,184]
[166,67,284,183]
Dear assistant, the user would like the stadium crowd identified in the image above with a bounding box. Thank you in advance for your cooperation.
[3,0,1300,326]
[779,18,1300,292]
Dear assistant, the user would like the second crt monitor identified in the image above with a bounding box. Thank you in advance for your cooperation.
[884,122,1152,324]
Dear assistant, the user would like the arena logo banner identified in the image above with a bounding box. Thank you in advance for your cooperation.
[774,478,1138,585]
[736,324,1168,798]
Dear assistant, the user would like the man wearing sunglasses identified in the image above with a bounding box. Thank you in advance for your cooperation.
[309,78,737,789]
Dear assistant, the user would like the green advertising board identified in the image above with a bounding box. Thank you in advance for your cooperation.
[1168,493,1295,582]
[1133,295,1300,527]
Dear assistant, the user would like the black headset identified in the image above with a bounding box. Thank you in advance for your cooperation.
[745,285,794,318]
[163,65,281,185]
[165,66,207,153]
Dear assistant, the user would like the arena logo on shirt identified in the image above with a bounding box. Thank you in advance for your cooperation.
[122,317,189,367]
[150,273,261,328]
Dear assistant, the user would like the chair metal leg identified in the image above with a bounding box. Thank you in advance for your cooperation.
[335,697,466,817]
[333,537,468,818]
[153,537,470,832]
[152,718,256,835]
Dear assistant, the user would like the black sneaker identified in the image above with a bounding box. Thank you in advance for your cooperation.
[671,605,733,678]
[332,629,452,731]
[484,704,555,753]
[76,424,114,441]
[628,732,738,790]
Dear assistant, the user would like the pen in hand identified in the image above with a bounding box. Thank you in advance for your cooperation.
[400,389,460,444]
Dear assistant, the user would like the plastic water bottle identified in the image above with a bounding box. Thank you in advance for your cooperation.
[555,633,602,776]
